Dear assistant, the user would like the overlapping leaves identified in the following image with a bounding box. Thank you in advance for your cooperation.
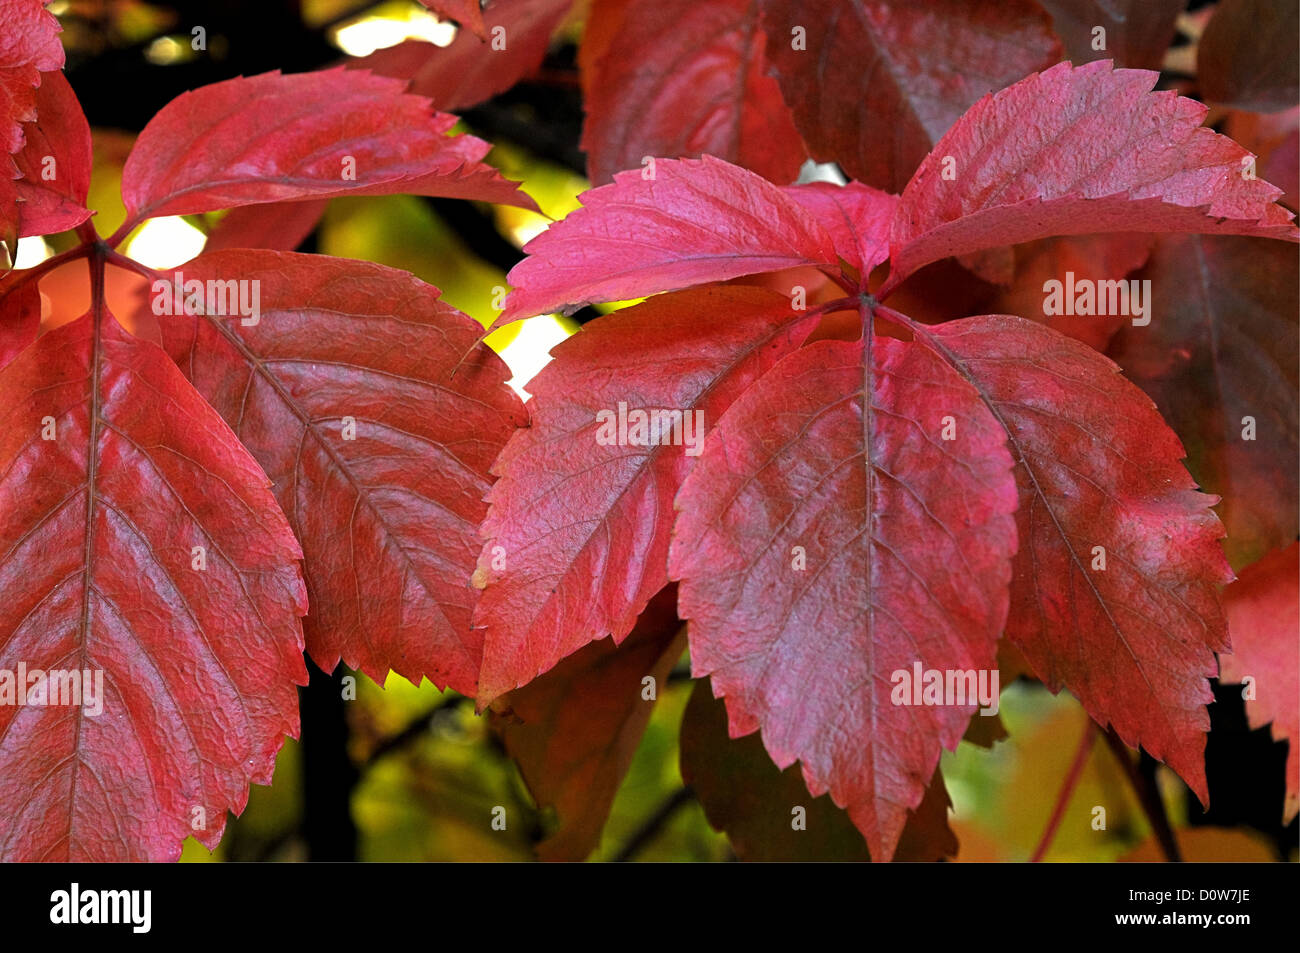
[479,62,1298,859]
[0,65,527,859]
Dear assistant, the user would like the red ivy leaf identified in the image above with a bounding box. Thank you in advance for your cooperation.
[202,199,329,254]
[493,586,684,861]
[988,233,1154,352]
[1037,0,1184,70]
[1199,0,1299,112]
[680,680,959,861]
[781,180,897,277]
[1219,543,1299,823]
[353,0,572,113]
[920,315,1232,801]
[0,0,64,249]
[497,156,838,325]
[1110,235,1298,569]
[13,68,92,239]
[120,69,535,227]
[581,0,805,185]
[157,251,522,696]
[883,61,1299,295]
[0,310,307,861]
[475,285,817,702]
[759,0,1060,192]
[0,266,39,367]
[668,334,1019,861]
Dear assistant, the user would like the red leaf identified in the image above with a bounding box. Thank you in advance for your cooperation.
[418,0,488,40]
[883,62,1299,295]
[581,0,805,185]
[758,0,1060,192]
[352,0,572,113]
[1199,0,1299,112]
[987,233,1154,352]
[1110,235,1298,569]
[1224,107,1299,212]
[493,586,684,860]
[497,156,839,324]
[668,333,1019,861]
[680,681,958,861]
[1037,0,1184,70]
[1219,543,1299,823]
[475,285,817,702]
[781,180,897,277]
[0,310,307,861]
[120,69,535,227]
[0,0,64,248]
[0,268,38,367]
[156,251,523,696]
[202,199,329,254]
[918,314,1232,801]
[13,69,92,238]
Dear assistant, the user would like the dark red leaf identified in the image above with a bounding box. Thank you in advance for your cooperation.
[759,0,1060,192]
[0,309,307,861]
[987,234,1154,352]
[497,156,839,324]
[1037,0,1184,70]
[883,62,1299,294]
[475,285,818,702]
[581,0,805,185]
[668,332,1019,861]
[680,680,958,861]
[156,251,523,696]
[120,69,535,227]
[1199,0,1299,112]
[493,586,684,860]
[1219,543,1299,823]
[202,199,329,254]
[1110,235,1298,569]
[352,0,572,113]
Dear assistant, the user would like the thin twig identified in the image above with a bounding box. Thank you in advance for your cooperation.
[611,786,694,862]
[365,693,467,766]
[1031,720,1097,862]
[1101,728,1182,862]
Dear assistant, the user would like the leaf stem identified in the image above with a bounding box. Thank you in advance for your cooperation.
[0,242,91,297]
[1031,719,1097,862]
[1101,728,1182,862]
[611,786,695,862]
[104,248,162,282]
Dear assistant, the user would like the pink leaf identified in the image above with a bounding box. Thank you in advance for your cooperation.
[883,61,1299,294]
[497,156,839,324]
[120,69,535,226]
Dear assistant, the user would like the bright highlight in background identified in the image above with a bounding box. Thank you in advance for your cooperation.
[13,236,52,269]
[124,216,207,269]
[332,7,458,57]
[497,315,572,400]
